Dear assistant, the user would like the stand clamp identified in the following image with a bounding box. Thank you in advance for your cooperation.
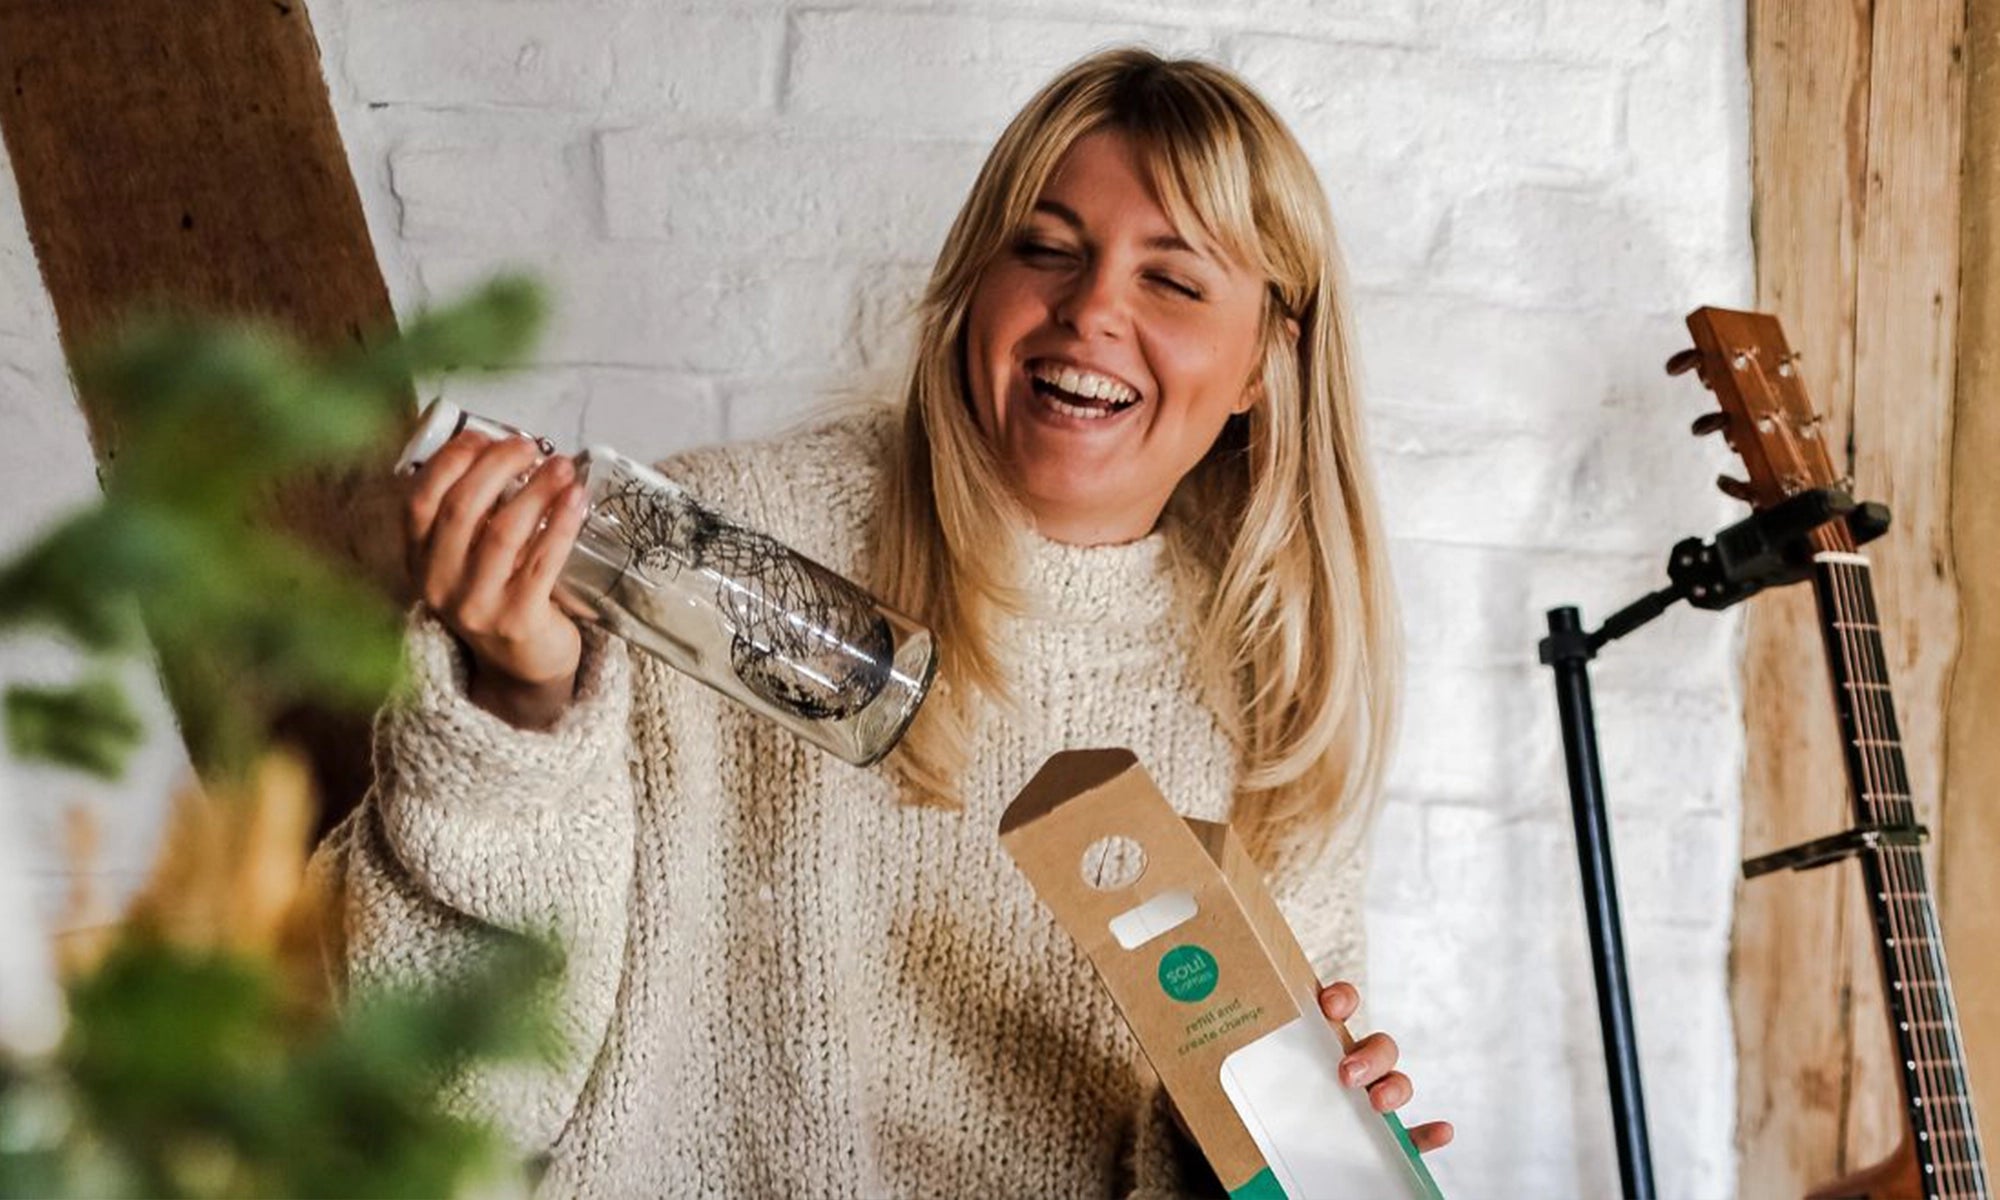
[1541,487,1891,662]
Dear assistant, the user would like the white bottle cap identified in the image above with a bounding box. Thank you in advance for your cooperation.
[395,398,469,476]
[395,397,551,476]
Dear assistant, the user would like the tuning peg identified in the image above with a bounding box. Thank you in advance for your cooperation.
[1665,348,1702,376]
[1717,475,1757,503]
[1691,412,1730,437]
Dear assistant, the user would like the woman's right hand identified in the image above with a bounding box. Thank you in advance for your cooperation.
[405,430,591,730]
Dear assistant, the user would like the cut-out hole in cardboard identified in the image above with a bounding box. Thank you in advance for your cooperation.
[1080,834,1147,890]
[1108,889,1198,950]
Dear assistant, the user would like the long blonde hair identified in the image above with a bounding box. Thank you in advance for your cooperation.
[871,47,1400,870]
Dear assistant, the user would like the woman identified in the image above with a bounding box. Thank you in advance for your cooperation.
[319,47,1452,1196]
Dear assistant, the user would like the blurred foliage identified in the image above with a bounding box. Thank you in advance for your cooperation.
[0,277,565,1198]
[0,936,559,1200]
[0,273,546,777]
[4,676,141,781]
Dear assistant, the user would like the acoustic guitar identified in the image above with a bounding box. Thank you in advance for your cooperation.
[1673,307,1988,1200]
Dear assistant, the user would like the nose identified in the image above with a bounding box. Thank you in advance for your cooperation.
[1052,261,1127,340]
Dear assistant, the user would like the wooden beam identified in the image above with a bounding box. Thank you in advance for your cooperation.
[1741,0,1973,1192]
[1840,0,1966,1173]
[1739,2,1873,1190]
[1944,0,2000,1168]
[0,0,409,833]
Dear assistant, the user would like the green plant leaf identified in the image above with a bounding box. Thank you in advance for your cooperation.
[3,676,144,779]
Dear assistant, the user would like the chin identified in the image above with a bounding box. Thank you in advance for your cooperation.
[1021,477,1141,525]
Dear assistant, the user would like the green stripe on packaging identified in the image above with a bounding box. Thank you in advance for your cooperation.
[1383,1111,1448,1200]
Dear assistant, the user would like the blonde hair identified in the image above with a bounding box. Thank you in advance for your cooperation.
[871,48,1400,870]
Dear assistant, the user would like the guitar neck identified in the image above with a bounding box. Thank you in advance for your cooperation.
[1809,546,1988,1198]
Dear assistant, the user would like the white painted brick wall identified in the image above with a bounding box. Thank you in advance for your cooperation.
[0,1,1752,1194]
[0,135,192,949]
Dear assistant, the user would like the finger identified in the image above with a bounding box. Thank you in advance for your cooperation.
[1407,1120,1455,1154]
[1365,1070,1413,1113]
[460,455,576,610]
[1318,980,1360,1023]
[421,438,545,610]
[553,584,599,626]
[1339,1031,1399,1087]
[513,480,590,609]
[404,430,492,558]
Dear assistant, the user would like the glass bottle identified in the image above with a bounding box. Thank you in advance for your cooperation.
[397,400,936,767]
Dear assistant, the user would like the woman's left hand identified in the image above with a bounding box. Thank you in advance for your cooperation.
[1319,980,1454,1154]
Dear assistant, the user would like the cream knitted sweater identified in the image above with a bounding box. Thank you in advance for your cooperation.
[314,408,1367,1198]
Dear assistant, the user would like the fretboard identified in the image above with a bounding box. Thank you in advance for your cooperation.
[1810,548,1988,1199]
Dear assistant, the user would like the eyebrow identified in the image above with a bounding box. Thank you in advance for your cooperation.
[1032,199,1204,258]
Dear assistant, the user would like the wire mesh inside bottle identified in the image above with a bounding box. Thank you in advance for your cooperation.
[595,478,894,721]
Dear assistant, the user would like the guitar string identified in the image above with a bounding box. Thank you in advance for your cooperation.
[1897,839,1988,1194]
[1844,559,1986,1194]
[1825,553,1957,1195]
[1841,558,1984,1196]
[1823,553,1952,1194]
[1829,555,1969,1196]
[1828,554,1980,1196]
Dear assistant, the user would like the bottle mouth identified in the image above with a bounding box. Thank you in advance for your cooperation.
[395,397,558,476]
[394,398,469,476]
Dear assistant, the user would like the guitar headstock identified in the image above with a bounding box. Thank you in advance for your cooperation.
[1668,306,1841,509]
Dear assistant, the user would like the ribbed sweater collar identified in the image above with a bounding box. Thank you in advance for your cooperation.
[1015,524,1180,625]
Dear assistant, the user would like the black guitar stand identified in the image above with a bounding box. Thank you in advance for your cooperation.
[1536,487,1893,1200]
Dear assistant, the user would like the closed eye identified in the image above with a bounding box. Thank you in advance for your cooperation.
[1014,239,1076,264]
[1150,273,1204,301]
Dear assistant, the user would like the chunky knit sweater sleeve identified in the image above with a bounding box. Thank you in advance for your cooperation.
[311,607,638,1156]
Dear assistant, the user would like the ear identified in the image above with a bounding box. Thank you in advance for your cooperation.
[1236,315,1300,414]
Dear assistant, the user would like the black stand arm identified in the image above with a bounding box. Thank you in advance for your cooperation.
[1541,606,1656,1200]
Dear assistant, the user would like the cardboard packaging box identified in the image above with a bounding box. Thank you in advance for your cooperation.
[1001,748,1446,1200]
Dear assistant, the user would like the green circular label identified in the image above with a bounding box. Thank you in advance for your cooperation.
[1158,944,1219,1003]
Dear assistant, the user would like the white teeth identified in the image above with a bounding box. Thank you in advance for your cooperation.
[1032,362,1137,406]
[1044,392,1119,420]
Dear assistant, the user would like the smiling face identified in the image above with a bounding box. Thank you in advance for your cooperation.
[962,127,1274,546]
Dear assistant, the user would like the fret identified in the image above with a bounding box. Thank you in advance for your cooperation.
[1831,619,1882,631]
[1906,1060,1980,1083]
[1882,933,1938,947]
[1843,681,1895,693]
[1910,1071,1981,1092]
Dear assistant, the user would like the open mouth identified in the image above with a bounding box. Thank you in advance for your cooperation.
[1027,361,1141,421]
